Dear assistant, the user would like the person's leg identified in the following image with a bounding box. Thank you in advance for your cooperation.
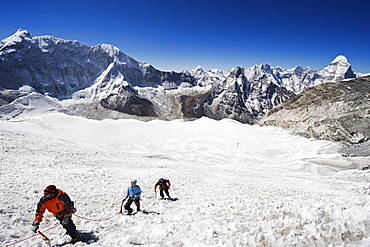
[164,188,171,198]
[124,198,134,214]
[159,189,164,199]
[64,218,77,239]
[56,216,78,240]
[134,198,141,211]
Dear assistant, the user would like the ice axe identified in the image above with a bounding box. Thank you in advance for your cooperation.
[119,196,128,214]
[38,231,51,247]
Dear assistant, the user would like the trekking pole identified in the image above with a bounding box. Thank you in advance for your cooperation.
[119,197,128,214]
[37,231,51,247]
[154,190,157,199]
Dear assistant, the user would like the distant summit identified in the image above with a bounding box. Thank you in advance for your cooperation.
[318,55,356,82]
[0,28,32,48]
[331,55,348,64]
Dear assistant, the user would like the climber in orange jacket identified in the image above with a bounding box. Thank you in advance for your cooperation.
[31,185,78,242]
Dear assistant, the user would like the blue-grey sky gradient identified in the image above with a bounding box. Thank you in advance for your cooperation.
[1,0,369,73]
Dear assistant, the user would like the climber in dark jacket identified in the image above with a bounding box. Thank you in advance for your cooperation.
[154,178,171,199]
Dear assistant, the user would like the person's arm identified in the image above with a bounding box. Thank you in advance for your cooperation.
[126,187,130,197]
[136,186,142,197]
[59,193,73,217]
[34,198,46,222]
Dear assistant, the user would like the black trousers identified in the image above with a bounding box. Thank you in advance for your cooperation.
[124,197,140,213]
[56,215,77,239]
[160,188,170,198]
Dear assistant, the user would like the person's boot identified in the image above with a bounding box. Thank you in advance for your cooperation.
[71,236,79,244]
[127,208,133,215]
[70,232,79,243]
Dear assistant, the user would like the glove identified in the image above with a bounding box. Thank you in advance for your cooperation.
[31,221,40,233]
[61,216,71,226]
[167,186,170,190]
[56,211,64,218]
[71,201,77,213]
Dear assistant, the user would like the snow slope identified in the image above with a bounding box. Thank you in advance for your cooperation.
[0,103,370,246]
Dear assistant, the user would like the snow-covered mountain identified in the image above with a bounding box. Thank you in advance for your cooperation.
[0,29,358,123]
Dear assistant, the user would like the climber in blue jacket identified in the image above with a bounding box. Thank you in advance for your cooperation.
[124,180,141,214]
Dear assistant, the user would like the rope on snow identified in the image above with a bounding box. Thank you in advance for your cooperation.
[5,224,59,247]
[5,212,119,246]
[73,212,120,221]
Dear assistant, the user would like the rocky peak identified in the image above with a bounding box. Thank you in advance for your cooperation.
[192,66,206,78]
[229,66,245,78]
[0,29,33,50]
[316,55,356,83]
[12,28,33,40]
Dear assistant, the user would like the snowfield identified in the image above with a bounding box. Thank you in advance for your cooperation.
[1,103,370,246]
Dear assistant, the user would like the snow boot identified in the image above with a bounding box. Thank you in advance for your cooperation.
[127,208,133,215]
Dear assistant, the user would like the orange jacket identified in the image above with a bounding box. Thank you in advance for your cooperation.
[34,189,73,222]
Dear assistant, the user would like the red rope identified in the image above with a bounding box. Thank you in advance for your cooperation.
[5,213,119,246]
[73,212,119,221]
[5,224,59,247]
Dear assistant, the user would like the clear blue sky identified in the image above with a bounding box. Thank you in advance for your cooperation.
[1,0,369,73]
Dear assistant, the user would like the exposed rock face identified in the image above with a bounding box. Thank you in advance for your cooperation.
[140,63,197,88]
[200,66,294,123]
[100,86,157,117]
[258,76,370,154]
[175,66,296,124]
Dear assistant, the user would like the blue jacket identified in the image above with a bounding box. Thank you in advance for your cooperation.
[126,180,141,198]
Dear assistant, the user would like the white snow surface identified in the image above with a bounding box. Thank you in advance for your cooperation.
[331,55,348,64]
[1,99,370,246]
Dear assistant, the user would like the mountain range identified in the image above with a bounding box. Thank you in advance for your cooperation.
[0,29,361,125]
